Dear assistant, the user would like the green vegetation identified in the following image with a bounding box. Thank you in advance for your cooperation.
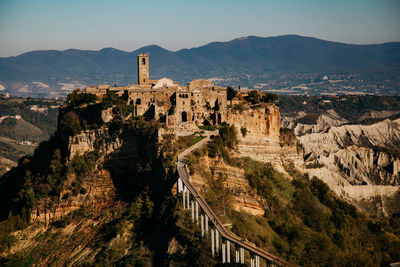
[231,103,245,112]
[227,86,237,101]
[248,90,260,104]
[187,126,400,266]
[279,128,296,147]
[261,93,278,103]
[0,97,62,134]
[175,134,206,152]
[0,97,63,166]
[245,91,278,105]
[101,90,124,109]
[67,90,97,107]
[198,125,216,131]
[279,95,400,122]
[0,142,19,161]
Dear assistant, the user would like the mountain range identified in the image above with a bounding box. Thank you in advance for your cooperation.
[0,35,399,96]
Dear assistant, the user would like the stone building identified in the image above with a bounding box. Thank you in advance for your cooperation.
[84,54,226,127]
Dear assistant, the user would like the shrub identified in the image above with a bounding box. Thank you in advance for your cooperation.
[261,93,278,103]
[67,90,97,107]
[59,111,82,136]
[279,128,296,147]
[101,90,124,109]
[227,86,237,101]
[247,90,260,104]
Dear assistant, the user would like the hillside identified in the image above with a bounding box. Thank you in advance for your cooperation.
[1,35,399,97]
[279,95,400,219]
[0,93,399,266]
[0,96,62,176]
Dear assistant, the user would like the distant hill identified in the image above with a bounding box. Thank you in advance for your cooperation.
[0,35,399,97]
[0,116,43,141]
[1,35,399,81]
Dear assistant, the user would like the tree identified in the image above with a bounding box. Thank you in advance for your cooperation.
[227,86,237,101]
[261,93,278,103]
[248,90,260,104]
[59,111,82,136]
[67,89,97,107]
[101,90,124,109]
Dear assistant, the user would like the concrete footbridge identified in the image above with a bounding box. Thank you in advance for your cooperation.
[176,131,285,266]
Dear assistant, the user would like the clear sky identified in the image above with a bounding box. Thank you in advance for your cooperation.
[0,0,399,57]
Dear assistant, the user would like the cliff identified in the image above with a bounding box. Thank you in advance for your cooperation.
[190,156,265,216]
[282,109,400,216]
[227,104,305,176]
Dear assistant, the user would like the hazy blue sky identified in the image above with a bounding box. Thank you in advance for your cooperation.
[0,0,399,57]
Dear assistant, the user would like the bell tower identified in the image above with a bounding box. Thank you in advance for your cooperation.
[137,54,149,85]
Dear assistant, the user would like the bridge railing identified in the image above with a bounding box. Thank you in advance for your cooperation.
[176,134,285,266]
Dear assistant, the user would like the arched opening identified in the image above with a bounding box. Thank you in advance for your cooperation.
[136,98,141,105]
[181,111,187,122]
[142,58,146,65]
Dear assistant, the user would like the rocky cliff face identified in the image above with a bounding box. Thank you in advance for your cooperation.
[227,104,280,139]
[281,109,348,136]
[190,156,265,216]
[284,110,400,216]
[67,127,123,160]
[299,118,400,187]
[227,104,305,176]
[31,127,124,224]
[30,170,118,224]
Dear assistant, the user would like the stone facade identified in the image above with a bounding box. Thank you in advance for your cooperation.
[84,54,227,127]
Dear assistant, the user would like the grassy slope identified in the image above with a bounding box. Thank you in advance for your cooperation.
[187,134,400,266]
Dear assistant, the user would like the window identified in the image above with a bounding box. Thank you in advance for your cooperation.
[143,78,146,82]
[142,58,146,65]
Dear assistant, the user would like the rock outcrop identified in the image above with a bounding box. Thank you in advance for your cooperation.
[190,157,265,216]
[67,128,123,160]
[31,127,124,224]
[30,170,118,224]
[228,104,305,176]
[295,117,400,215]
[227,104,280,139]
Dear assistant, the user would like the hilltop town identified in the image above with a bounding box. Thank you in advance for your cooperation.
[76,54,280,141]
[83,54,227,127]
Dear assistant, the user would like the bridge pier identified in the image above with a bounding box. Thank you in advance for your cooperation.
[205,215,208,233]
[177,178,183,193]
[182,187,186,209]
[240,247,244,264]
[191,201,194,221]
[195,201,199,225]
[215,230,219,255]
[256,255,260,267]
[211,228,215,256]
[235,248,240,263]
[186,190,190,210]
[226,240,230,263]
[222,242,226,263]
[201,214,204,236]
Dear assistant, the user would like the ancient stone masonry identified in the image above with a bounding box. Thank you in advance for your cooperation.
[84,54,227,127]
